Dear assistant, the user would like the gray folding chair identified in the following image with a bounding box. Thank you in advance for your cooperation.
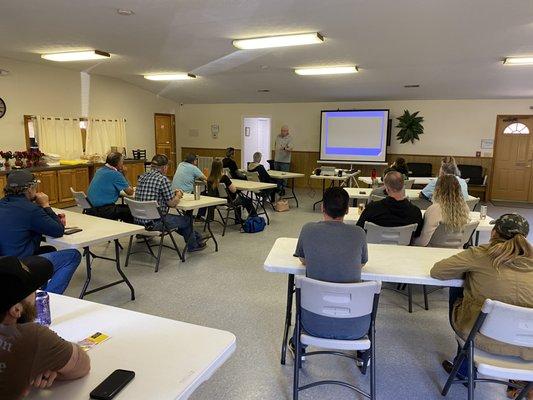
[403,179,415,189]
[364,222,423,313]
[70,187,93,214]
[214,183,243,236]
[428,221,479,249]
[245,170,260,182]
[466,197,480,211]
[124,198,183,272]
[293,277,382,400]
[442,299,533,400]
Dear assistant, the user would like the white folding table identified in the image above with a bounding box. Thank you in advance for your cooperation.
[358,176,433,186]
[47,209,146,300]
[27,294,236,400]
[344,187,479,203]
[230,179,277,224]
[263,237,462,364]
[266,170,305,207]
[309,171,361,210]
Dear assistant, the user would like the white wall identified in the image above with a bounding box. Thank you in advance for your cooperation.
[0,57,177,157]
[177,99,533,156]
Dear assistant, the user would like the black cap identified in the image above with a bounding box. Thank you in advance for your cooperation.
[7,169,38,188]
[0,256,53,313]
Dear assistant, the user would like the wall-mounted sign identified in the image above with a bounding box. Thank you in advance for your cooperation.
[211,124,219,139]
[481,139,494,149]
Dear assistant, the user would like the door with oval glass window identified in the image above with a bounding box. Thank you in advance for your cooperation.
[490,115,533,202]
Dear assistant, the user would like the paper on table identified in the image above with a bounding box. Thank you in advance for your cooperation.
[78,332,110,351]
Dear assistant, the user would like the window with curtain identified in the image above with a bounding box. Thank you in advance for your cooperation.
[85,118,127,158]
[36,117,84,159]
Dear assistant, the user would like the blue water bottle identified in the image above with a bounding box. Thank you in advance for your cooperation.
[35,291,51,326]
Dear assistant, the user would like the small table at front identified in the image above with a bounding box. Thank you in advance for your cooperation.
[173,193,227,256]
[27,294,236,400]
[46,209,146,300]
[266,170,305,207]
[263,237,462,365]
[231,179,278,223]
[310,171,361,210]
[358,176,433,186]
[345,208,494,245]
[344,187,479,203]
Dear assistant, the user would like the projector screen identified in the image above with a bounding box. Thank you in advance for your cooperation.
[320,109,389,163]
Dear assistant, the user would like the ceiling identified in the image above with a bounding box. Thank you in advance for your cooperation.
[1,0,533,103]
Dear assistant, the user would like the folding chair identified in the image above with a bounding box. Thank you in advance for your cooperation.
[403,179,416,189]
[124,198,184,272]
[364,222,424,313]
[466,197,480,211]
[245,170,273,221]
[70,187,93,214]
[293,277,382,400]
[442,299,533,400]
[428,221,479,249]
[213,183,244,236]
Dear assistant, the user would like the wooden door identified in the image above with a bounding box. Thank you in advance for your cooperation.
[491,116,533,202]
[36,171,58,205]
[154,114,176,177]
[57,169,77,203]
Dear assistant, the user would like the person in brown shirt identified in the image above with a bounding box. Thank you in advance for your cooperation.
[0,256,91,400]
[431,213,532,398]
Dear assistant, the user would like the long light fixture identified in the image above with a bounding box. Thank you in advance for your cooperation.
[233,32,324,50]
[503,57,533,65]
[295,66,358,76]
[144,73,196,81]
[41,50,110,62]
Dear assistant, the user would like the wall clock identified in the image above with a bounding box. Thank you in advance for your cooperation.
[0,98,6,118]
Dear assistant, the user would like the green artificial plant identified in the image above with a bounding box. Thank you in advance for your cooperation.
[396,110,424,144]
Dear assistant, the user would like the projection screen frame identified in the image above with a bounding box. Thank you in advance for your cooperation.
[319,109,390,164]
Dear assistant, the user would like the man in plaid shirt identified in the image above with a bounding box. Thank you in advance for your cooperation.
[134,154,206,252]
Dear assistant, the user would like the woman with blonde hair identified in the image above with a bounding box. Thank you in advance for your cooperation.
[415,174,470,246]
[431,213,533,398]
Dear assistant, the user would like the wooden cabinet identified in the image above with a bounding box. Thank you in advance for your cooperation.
[74,168,90,192]
[125,162,145,186]
[57,169,77,203]
[35,171,59,205]
[0,175,6,199]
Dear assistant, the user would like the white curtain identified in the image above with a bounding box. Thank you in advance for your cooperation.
[85,118,127,158]
[37,117,83,159]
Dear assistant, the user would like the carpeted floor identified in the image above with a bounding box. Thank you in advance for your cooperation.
[61,190,531,400]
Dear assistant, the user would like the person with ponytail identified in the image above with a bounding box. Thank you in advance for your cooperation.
[414,174,470,246]
[431,213,532,398]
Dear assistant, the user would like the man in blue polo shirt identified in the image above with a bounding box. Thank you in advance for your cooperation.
[87,152,134,223]
[171,153,206,193]
[0,170,81,294]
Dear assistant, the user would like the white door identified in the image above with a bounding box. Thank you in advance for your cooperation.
[242,117,271,169]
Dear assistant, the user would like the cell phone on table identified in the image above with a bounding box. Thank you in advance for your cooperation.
[64,228,82,235]
[90,369,135,399]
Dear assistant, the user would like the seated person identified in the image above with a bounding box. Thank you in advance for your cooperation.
[421,156,469,201]
[0,256,90,399]
[431,213,532,398]
[357,171,424,239]
[136,155,206,252]
[0,170,81,294]
[247,152,283,201]
[291,187,368,354]
[171,153,207,193]
[414,174,470,246]
[222,147,247,179]
[86,152,134,223]
[382,157,410,180]
[198,159,257,221]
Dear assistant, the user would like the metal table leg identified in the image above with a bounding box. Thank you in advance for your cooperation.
[281,274,295,365]
[312,180,326,211]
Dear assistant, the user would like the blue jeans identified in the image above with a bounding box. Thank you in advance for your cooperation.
[151,214,202,251]
[40,250,82,294]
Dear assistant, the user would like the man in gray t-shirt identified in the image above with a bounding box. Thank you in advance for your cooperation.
[274,125,293,169]
[293,187,368,342]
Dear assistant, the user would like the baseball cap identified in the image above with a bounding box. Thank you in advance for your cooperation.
[0,256,53,313]
[490,213,530,239]
[151,154,169,167]
[7,169,39,188]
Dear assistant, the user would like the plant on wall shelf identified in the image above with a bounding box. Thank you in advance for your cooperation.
[396,110,424,144]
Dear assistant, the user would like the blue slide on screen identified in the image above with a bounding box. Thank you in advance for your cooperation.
[319,110,389,163]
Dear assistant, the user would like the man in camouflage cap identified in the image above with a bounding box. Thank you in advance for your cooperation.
[491,213,529,239]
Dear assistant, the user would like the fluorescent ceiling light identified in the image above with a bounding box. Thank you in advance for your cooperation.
[294,66,358,76]
[233,33,323,50]
[503,57,533,65]
[144,73,196,81]
[41,50,110,62]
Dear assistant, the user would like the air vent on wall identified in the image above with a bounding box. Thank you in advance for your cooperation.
[404,84,420,88]
[257,89,270,93]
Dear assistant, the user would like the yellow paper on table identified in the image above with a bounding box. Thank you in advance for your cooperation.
[78,332,110,351]
[60,159,89,166]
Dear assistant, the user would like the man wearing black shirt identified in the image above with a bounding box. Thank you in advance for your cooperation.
[357,171,423,239]
[222,147,246,179]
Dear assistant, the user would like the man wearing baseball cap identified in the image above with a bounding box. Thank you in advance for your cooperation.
[0,256,90,399]
[431,213,532,395]
[0,170,81,294]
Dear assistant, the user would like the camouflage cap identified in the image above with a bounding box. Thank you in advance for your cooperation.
[490,213,529,239]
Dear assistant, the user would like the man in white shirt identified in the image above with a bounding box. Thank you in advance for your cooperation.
[274,125,293,172]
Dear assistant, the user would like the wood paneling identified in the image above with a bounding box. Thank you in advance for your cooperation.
[179,147,493,193]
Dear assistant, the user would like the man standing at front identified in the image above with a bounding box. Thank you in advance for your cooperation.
[274,125,293,172]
